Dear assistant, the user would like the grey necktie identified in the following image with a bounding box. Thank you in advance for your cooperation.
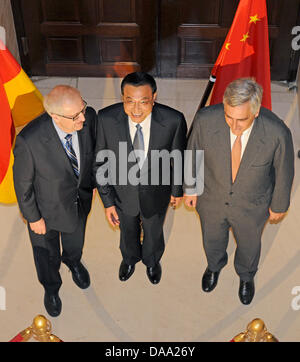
[133,124,145,163]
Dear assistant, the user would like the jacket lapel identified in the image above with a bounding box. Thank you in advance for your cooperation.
[147,104,166,155]
[77,125,86,185]
[140,104,166,175]
[214,119,232,186]
[41,114,78,181]
[233,116,265,186]
[115,107,133,156]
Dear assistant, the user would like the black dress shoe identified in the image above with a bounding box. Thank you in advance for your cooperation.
[66,262,90,289]
[146,263,162,284]
[44,292,62,317]
[119,260,135,281]
[202,268,220,292]
[239,279,255,305]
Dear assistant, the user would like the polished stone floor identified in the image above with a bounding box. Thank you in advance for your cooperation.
[0,77,299,342]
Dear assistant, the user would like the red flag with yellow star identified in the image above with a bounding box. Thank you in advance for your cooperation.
[209,0,272,110]
[0,40,44,204]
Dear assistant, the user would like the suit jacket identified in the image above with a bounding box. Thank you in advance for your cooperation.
[13,107,97,233]
[185,103,294,216]
[94,102,187,218]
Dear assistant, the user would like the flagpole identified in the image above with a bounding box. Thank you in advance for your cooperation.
[188,75,216,138]
[197,75,216,111]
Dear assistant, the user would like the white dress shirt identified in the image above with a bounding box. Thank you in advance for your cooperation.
[230,119,255,159]
[52,119,81,172]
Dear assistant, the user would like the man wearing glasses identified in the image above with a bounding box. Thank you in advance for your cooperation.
[13,85,97,317]
[94,72,187,284]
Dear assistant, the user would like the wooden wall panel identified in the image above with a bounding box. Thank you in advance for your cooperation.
[99,0,136,23]
[17,0,154,77]
[47,37,84,62]
[13,0,300,80]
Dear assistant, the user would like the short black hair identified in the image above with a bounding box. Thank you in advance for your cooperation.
[121,72,157,95]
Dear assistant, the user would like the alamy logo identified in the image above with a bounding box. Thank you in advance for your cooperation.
[292,26,300,51]
[291,286,300,311]
[0,286,6,311]
[0,26,5,49]
[95,144,204,196]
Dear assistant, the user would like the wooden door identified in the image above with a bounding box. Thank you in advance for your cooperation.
[159,0,300,80]
[12,0,300,80]
[12,0,157,77]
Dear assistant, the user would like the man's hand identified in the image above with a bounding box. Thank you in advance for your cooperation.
[170,196,182,209]
[105,206,120,227]
[29,218,46,235]
[268,208,286,223]
[184,194,197,208]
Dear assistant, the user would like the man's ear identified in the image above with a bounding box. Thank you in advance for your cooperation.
[254,106,261,118]
[51,114,60,125]
[153,92,157,103]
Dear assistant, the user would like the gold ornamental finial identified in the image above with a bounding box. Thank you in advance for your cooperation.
[232,318,278,342]
[31,315,53,342]
[10,315,62,342]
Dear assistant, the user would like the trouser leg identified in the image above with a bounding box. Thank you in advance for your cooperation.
[117,208,142,265]
[28,225,62,294]
[140,208,167,268]
[197,206,230,272]
[229,209,269,281]
[61,207,87,267]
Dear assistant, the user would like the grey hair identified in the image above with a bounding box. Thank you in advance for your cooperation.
[223,78,263,115]
[43,85,82,114]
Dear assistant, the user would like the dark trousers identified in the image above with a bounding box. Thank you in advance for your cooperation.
[197,204,269,282]
[28,207,87,294]
[117,206,168,268]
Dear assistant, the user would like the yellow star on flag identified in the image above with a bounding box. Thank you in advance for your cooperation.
[240,32,250,42]
[249,14,260,24]
[225,42,231,50]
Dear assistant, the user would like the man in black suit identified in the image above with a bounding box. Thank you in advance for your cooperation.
[13,85,96,317]
[94,72,187,284]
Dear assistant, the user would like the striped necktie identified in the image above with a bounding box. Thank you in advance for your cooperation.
[65,134,79,178]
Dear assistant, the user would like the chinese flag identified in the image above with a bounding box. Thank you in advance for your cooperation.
[0,40,44,204]
[210,0,272,110]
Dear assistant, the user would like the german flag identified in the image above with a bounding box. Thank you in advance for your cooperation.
[0,40,44,204]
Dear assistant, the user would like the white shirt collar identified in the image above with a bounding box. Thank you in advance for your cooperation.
[52,119,77,141]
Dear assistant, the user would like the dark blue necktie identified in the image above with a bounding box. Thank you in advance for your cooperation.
[65,134,79,178]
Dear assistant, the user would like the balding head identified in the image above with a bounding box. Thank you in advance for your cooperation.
[44,85,86,133]
[43,85,82,115]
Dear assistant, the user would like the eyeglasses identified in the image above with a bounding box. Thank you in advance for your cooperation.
[52,100,87,122]
[123,99,154,107]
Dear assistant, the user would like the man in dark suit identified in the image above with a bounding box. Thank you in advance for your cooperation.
[184,78,294,305]
[13,85,96,317]
[94,72,187,284]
